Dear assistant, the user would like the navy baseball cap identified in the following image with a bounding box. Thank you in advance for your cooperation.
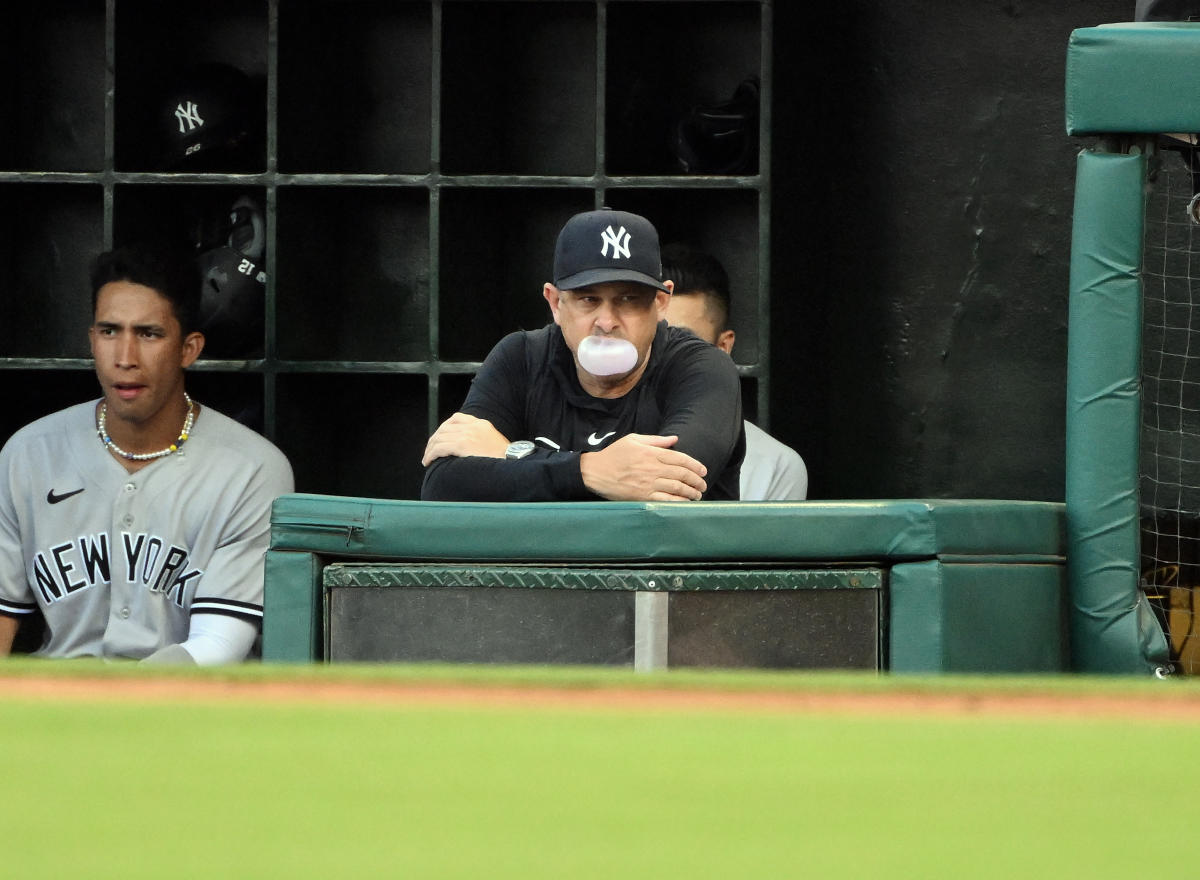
[553,208,670,293]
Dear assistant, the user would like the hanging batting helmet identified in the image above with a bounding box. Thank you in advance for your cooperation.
[193,194,267,358]
[158,62,259,171]
[672,76,760,175]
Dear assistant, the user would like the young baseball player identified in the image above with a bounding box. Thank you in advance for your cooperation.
[0,241,294,664]
[420,208,744,501]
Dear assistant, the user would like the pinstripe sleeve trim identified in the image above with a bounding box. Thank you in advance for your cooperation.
[189,597,264,622]
[0,598,38,617]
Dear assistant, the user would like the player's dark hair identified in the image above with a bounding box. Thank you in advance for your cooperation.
[89,241,202,335]
[660,242,731,332]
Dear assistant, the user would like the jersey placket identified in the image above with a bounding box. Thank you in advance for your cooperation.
[108,477,142,631]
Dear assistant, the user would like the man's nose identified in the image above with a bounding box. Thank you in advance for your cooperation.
[593,301,618,331]
[116,333,137,366]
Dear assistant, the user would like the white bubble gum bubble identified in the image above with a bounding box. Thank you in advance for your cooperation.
[577,335,638,376]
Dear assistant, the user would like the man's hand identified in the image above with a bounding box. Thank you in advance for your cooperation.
[579,434,708,501]
[0,615,18,657]
[140,643,197,665]
[422,413,510,466]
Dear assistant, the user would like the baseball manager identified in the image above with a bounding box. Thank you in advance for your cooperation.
[421,208,744,502]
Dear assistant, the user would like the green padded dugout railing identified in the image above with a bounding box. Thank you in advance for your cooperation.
[263,495,1067,673]
[1066,23,1200,137]
[1063,22,1200,673]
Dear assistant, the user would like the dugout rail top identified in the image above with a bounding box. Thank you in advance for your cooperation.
[1067,22,1200,136]
[268,495,1066,564]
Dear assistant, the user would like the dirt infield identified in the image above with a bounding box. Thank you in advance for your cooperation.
[4,671,1200,721]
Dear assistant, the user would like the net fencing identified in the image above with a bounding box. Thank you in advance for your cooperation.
[1141,140,1200,672]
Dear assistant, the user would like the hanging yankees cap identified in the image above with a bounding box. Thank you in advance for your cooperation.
[553,208,670,293]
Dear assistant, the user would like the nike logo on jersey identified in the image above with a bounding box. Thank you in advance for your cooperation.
[587,431,616,446]
[46,488,85,504]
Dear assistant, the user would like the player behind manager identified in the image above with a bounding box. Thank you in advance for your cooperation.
[0,241,294,664]
[421,208,744,501]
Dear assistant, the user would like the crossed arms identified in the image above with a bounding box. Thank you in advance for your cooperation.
[422,412,709,502]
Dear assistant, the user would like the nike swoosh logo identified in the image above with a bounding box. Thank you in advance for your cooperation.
[47,488,85,504]
[587,431,616,446]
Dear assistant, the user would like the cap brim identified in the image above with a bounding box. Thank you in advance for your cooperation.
[554,267,670,293]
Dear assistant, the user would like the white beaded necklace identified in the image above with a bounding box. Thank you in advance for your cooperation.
[97,393,195,462]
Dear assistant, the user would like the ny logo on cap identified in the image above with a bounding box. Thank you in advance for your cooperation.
[600,225,632,260]
[175,101,205,133]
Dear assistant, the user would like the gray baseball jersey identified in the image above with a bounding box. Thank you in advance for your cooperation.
[0,400,294,659]
[740,420,808,501]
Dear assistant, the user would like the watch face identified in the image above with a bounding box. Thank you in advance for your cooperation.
[506,440,536,460]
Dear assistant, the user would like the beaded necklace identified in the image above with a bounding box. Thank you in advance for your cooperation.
[97,393,195,462]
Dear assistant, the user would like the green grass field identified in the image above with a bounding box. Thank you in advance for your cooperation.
[3,661,1199,879]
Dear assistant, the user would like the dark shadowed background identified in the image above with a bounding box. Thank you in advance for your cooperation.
[770,0,1131,500]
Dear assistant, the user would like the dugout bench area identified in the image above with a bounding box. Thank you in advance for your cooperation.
[253,24,1200,676]
[262,496,1068,673]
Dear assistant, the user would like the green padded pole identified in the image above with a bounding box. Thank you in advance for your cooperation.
[1065,149,1168,673]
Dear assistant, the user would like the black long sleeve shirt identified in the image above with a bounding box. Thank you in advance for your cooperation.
[421,321,744,501]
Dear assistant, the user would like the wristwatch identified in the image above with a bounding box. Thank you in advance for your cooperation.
[505,440,536,460]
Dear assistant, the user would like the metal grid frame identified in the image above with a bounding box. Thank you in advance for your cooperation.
[0,0,773,494]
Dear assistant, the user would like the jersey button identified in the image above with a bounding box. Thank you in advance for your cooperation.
[122,514,134,527]
[124,483,136,493]
[119,607,130,619]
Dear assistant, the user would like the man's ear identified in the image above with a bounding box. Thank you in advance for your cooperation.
[655,281,673,318]
[543,283,563,326]
[716,329,736,354]
[181,331,205,368]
